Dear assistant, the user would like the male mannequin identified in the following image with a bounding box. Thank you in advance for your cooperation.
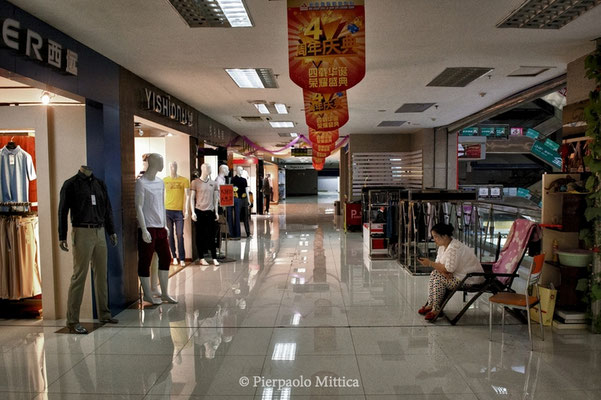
[232,166,251,238]
[262,173,272,214]
[135,153,177,304]
[190,163,220,266]
[58,165,118,334]
[216,164,229,186]
[163,161,189,267]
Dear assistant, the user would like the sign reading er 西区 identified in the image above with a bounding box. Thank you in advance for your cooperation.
[144,88,194,127]
[0,18,79,76]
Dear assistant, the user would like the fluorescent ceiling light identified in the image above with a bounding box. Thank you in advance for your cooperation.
[290,132,298,137]
[216,0,253,27]
[225,68,278,89]
[270,121,294,128]
[274,103,288,114]
[254,103,270,114]
[226,69,264,88]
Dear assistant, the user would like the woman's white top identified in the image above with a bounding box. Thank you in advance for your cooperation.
[435,239,484,284]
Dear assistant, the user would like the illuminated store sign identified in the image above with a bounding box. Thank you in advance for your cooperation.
[0,18,78,75]
[144,88,193,127]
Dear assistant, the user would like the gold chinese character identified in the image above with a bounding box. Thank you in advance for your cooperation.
[341,36,356,53]
[318,68,328,77]
[323,39,341,55]
[297,43,307,57]
[307,42,321,56]
[339,76,348,86]
[309,78,318,88]
[319,78,328,87]
[339,67,348,77]
[329,66,338,76]
[309,67,318,77]
[329,77,337,87]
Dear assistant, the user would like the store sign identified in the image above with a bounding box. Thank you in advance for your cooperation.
[144,89,193,127]
[526,128,540,140]
[0,18,78,75]
[219,185,234,207]
[287,0,366,93]
[531,141,562,169]
[510,127,524,136]
[291,147,312,157]
[517,188,532,199]
[460,127,478,136]
[480,127,495,137]
[458,136,486,161]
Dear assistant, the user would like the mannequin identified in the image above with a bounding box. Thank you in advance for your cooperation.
[58,165,118,334]
[232,166,251,238]
[190,163,220,266]
[163,161,189,267]
[135,153,177,304]
[217,164,229,186]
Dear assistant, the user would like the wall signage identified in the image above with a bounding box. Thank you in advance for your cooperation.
[531,141,562,169]
[143,88,193,127]
[219,185,234,207]
[1,17,78,75]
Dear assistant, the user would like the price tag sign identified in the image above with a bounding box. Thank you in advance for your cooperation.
[219,184,234,207]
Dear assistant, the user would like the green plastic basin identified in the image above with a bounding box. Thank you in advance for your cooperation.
[557,250,594,267]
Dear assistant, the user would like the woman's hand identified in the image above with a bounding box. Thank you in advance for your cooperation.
[418,257,431,267]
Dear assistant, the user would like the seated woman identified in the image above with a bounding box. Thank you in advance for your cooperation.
[417,222,484,321]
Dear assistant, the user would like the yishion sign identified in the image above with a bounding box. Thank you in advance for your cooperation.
[0,18,79,76]
[144,88,193,127]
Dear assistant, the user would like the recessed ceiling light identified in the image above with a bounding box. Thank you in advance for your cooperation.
[290,132,298,137]
[225,68,278,88]
[216,0,253,27]
[41,91,52,105]
[427,67,493,87]
[378,121,406,127]
[270,121,294,128]
[507,66,551,77]
[254,103,270,114]
[274,103,288,114]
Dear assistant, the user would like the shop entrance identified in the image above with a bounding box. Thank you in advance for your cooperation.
[133,116,193,272]
[0,72,87,320]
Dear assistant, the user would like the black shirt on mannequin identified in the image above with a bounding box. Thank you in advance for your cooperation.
[58,171,116,240]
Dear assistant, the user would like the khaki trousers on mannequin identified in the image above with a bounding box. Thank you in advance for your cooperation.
[66,227,111,326]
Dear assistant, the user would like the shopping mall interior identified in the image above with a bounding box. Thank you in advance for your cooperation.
[1,0,601,399]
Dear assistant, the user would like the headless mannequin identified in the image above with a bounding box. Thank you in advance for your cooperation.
[191,163,220,266]
[60,166,118,252]
[136,154,177,304]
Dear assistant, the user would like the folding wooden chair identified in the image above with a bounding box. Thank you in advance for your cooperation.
[489,254,545,350]
[432,219,541,325]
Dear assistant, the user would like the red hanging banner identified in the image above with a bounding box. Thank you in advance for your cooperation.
[309,128,339,145]
[288,0,365,93]
[304,89,349,131]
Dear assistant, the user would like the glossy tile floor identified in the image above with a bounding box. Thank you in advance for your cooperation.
[2,194,601,399]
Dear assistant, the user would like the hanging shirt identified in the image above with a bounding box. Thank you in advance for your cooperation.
[191,178,218,211]
[0,146,36,209]
[58,171,116,240]
[163,175,189,211]
[135,176,166,228]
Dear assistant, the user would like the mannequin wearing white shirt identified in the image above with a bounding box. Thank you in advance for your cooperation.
[190,164,220,266]
[217,164,229,186]
[135,153,177,304]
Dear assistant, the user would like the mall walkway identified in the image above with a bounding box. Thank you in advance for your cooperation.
[1,196,601,399]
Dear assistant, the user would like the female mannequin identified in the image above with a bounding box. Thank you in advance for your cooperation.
[190,163,220,266]
[135,153,177,304]
[231,166,251,239]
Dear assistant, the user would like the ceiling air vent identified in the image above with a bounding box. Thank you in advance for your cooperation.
[508,66,552,77]
[427,67,493,87]
[395,103,436,113]
[497,0,601,29]
[166,0,253,28]
[378,121,406,127]
[238,116,267,122]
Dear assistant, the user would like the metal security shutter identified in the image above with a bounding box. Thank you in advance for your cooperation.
[352,151,423,198]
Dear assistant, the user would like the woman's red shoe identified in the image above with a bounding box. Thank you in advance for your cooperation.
[418,305,432,315]
[424,311,439,321]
